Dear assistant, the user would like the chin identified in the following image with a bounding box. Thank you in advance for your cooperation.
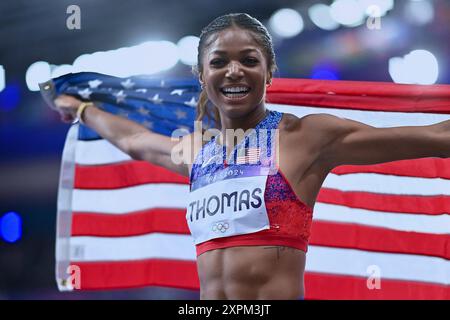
[224,104,259,119]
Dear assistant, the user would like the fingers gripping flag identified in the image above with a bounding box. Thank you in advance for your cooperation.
[40,72,450,299]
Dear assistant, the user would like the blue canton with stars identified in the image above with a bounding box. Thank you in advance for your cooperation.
[48,72,206,140]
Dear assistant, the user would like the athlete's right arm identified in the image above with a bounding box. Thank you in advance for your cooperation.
[53,94,191,177]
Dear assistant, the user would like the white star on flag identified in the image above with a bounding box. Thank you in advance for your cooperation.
[118,110,129,118]
[78,88,93,99]
[149,94,163,104]
[174,109,187,119]
[141,120,154,129]
[114,90,127,103]
[121,79,135,89]
[184,97,198,108]
[88,79,102,89]
[170,89,185,96]
[177,125,191,132]
[137,106,150,116]
[135,88,147,93]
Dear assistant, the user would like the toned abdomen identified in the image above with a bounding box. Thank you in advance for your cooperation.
[197,245,306,299]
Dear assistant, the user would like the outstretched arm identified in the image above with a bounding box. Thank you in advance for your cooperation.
[302,113,450,170]
[53,94,191,176]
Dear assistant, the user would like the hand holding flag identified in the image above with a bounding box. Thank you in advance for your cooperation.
[53,94,84,123]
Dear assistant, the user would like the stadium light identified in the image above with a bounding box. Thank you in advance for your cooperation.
[404,0,434,26]
[137,41,179,75]
[177,36,200,66]
[389,49,439,85]
[330,0,365,27]
[308,4,340,31]
[51,64,74,78]
[25,61,51,91]
[0,211,22,243]
[27,39,182,83]
[269,8,304,38]
[359,0,394,17]
[0,65,4,92]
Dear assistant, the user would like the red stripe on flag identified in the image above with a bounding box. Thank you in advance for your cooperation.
[75,157,450,190]
[72,208,190,237]
[268,79,450,114]
[318,188,450,215]
[70,259,449,299]
[73,259,199,290]
[332,158,450,179]
[304,272,450,300]
[74,161,188,189]
[310,221,450,260]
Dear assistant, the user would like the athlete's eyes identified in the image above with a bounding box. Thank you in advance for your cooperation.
[244,57,259,64]
[210,59,225,66]
[209,57,259,67]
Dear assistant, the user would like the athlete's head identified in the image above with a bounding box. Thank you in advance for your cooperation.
[193,13,278,129]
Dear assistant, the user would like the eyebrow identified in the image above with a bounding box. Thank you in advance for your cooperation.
[210,48,259,55]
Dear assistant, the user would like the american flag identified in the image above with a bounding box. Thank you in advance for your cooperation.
[40,73,450,299]
[236,147,261,165]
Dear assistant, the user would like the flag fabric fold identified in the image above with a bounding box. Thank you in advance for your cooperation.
[40,72,450,299]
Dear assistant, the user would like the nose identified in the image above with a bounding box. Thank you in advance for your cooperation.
[225,61,244,79]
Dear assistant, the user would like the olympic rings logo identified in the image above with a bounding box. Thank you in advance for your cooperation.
[212,221,229,233]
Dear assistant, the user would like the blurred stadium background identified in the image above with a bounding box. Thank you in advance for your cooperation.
[0,0,448,299]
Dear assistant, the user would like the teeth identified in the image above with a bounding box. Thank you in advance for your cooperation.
[222,87,250,93]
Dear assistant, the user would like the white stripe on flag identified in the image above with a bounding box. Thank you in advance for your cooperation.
[76,139,132,165]
[72,184,189,213]
[305,245,450,285]
[323,172,449,196]
[267,104,450,127]
[69,233,196,261]
[314,203,450,234]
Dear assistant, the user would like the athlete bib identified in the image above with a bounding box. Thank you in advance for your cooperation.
[186,165,272,245]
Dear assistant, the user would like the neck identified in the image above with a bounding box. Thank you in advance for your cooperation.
[216,104,269,147]
[219,105,268,133]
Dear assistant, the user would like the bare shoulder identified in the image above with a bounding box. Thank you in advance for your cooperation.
[279,112,337,130]
[278,112,348,168]
[279,112,340,141]
[296,113,343,131]
[300,112,373,135]
[283,112,364,145]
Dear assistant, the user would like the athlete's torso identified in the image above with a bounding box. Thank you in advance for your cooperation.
[187,111,330,299]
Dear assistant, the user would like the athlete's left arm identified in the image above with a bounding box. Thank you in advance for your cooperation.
[304,113,450,170]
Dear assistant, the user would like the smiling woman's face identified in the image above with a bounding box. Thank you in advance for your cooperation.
[200,26,272,119]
